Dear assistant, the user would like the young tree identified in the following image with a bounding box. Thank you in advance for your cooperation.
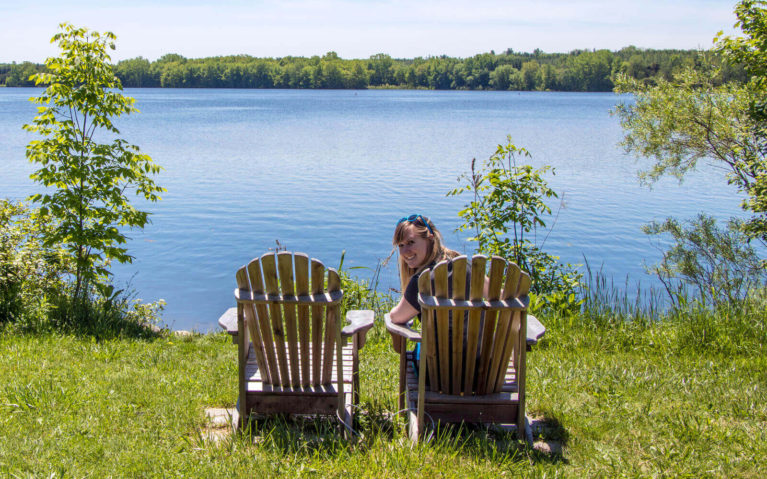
[449,136,582,313]
[614,1,767,245]
[23,24,164,301]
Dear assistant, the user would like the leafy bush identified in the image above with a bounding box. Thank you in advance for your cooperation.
[45,286,165,339]
[643,214,766,309]
[1,200,165,337]
[0,200,70,328]
[448,136,582,314]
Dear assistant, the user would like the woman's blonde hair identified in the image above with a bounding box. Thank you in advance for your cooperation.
[392,216,459,293]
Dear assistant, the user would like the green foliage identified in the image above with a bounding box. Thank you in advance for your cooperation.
[449,136,582,314]
[0,200,70,328]
[336,252,395,330]
[715,0,767,240]
[715,0,767,83]
[23,24,164,301]
[615,1,767,244]
[0,200,164,337]
[44,287,165,339]
[643,214,766,309]
[3,47,733,92]
[615,65,767,244]
[0,61,42,86]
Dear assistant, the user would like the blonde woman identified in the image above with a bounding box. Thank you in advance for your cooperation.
[388,214,460,326]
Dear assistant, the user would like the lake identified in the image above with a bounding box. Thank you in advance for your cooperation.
[0,88,743,331]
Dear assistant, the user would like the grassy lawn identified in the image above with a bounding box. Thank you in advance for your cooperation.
[1,314,765,477]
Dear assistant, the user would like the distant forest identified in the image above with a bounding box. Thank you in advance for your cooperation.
[0,47,746,91]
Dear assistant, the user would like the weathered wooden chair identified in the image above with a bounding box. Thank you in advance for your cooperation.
[218,251,375,434]
[385,255,541,442]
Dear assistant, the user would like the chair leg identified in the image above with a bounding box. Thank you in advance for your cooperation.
[408,407,420,442]
[234,397,243,430]
[353,334,360,407]
[524,416,534,446]
[398,340,407,411]
[339,402,354,440]
[236,304,249,430]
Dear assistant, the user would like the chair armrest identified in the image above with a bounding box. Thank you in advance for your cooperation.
[218,307,238,335]
[384,313,422,343]
[527,313,546,346]
[341,310,375,337]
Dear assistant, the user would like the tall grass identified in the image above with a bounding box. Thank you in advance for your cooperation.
[573,262,767,357]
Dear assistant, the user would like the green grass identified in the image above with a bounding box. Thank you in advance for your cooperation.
[1,305,766,477]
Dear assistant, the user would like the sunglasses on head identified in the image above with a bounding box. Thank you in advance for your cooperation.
[397,214,434,235]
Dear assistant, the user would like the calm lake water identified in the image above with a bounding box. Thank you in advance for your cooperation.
[1,88,743,331]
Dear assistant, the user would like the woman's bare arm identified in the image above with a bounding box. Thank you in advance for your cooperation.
[389,296,419,324]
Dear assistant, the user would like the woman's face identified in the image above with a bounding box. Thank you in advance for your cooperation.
[397,227,431,269]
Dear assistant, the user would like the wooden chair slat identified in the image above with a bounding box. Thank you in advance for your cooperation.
[294,253,311,387]
[432,261,450,394]
[261,253,279,293]
[463,255,486,394]
[469,255,487,297]
[327,268,341,293]
[328,268,345,421]
[322,304,336,384]
[310,259,325,386]
[451,256,468,301]
[494,310,520,392]
[487,308,513,393]
[277,252,301,388]
[517,271,532,296]
[418,270,438,395]
[321,269,340,384]
[503,262,521,301]
[516,311,528,430]
[490,262,523,391]
[476,256,506,394]
[261,253,290,387]
[487,256,506,300]
[276,251,295,294]
[483,256,511,394]
[450,256,467,395]
[237,266,270,385]
[248,258,278,385]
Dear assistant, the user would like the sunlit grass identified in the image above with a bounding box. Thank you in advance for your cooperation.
[1,286,765,477]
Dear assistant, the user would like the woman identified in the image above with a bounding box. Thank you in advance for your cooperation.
[389,214,460,326]
[388,214,459,355]
[388,214,492,349]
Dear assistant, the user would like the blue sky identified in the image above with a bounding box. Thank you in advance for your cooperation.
[0,0,742,62]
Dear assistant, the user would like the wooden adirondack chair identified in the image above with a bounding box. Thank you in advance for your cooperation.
[218,251,374,433]
[385,255,536,442]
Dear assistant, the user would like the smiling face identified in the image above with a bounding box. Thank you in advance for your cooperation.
[397,225,432,270]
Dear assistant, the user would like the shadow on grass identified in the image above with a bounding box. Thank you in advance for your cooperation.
[240,414,355,456]
[236,406,568,466]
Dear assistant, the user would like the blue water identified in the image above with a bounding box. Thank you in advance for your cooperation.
[1,88,743,330]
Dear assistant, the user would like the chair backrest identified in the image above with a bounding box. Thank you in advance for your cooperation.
[417,255,530,396]
[235,252,343,388]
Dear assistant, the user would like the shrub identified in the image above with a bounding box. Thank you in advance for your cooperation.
[448,136,582,315]
[0,200,70,329]
[643,214,766,309]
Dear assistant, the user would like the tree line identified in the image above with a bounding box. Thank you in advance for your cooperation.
[1,47,746,91]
